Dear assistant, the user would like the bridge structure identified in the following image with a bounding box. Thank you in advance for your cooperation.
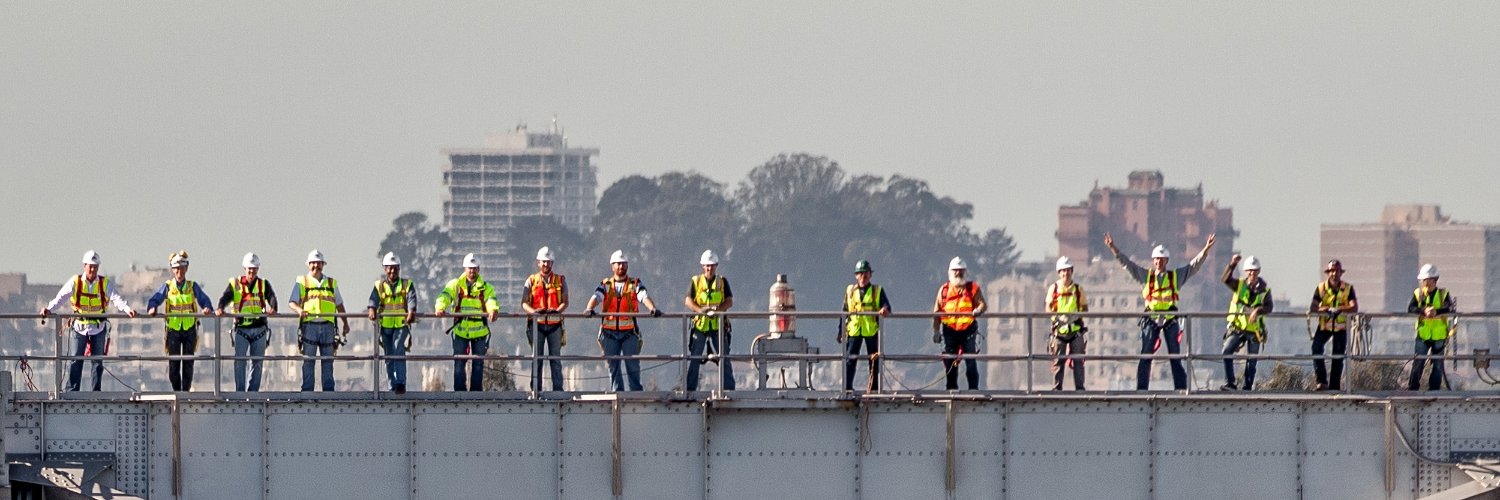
[3,311,1500,499]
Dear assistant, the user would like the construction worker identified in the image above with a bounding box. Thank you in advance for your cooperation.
[434,253,500,391]
[1219,254,1272,391]
[521,246,568,392]
[1104,232,1217,390]
[144,251,215,392]
[1308,259,1357,391]
[583,250,662,392]
[1407,264,1455,391]
[287,249,351,392]
[368,252,416,394]
[684,250,735,392]
[216,252,277,392]
[40,251,139,391]
[843,260,892,392]
[1046,256,1087,391]
[931,257,986,390]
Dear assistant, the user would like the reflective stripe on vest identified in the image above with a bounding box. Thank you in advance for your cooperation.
[1415,288,1451,341]
[230,277,267,325]
[602,278,640,331]
[938,281,977,330]
[1316,281,1353,331]
[528,273,565,325]
[1143,270,1179,315]
[164,280,199,330]
[71,275,110,325]
[846,284,883,338]
[297,275,338,323]
[376,278,412,329]
[1226,280,1267,333]
[691,275,726,331]
[1049,282,1084,335]
[451,277,492,339]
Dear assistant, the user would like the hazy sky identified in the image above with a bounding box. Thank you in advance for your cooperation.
[3,2,1498,302]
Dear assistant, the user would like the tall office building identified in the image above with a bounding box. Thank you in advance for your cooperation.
[442,122,600,302]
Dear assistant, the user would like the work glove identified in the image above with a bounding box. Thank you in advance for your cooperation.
[585,310,597,318]
[651,309,663,318]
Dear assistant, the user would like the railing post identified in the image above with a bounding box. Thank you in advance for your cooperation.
[1183,316,1195,394]
[372,316,381,398]
[53,320,63,393]
[213,316,222,397]
[715,316,727,398]
[1024,315,1034,394]
[680,315,690,393]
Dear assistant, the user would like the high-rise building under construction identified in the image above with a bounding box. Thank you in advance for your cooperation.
[441,122,599,302]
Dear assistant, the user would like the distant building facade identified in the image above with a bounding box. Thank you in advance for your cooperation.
[441,122,600,303]
[1322,205,1500,314]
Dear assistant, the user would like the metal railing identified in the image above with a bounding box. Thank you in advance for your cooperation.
[1,310,1497,398]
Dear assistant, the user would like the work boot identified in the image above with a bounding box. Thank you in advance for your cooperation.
[1314,383,1327,391]
[1219,383,1237,391]
[393,384,406,395]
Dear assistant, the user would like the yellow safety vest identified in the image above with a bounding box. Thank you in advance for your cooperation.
[375,278,412,329]
[297,275,339,324]
[164,279,199,330]
[1316,281,1353,331]
[70,275,110,326]
[845,284,884,338]
[938,281,978,330]
[1415,288,1451,341]
[691,274,727,332]
[1049,282,1084,335]
[439,276,496,339]
[229,277,268,326]
[1226,280,1268,334]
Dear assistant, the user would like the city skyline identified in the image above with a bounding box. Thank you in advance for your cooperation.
[4,3,1499,304]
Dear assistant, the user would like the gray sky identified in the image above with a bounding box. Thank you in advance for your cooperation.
[3,2,1498,303]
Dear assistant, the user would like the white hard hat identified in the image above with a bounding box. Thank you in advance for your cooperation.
[242,252,261,268]
[1418,263,1439,280]
[1242,256,1261,271]
[536,246,554,262]
[1056,256,1074,271]
[610,250,628,264]
[948,257,967,270]
[700,250,719,265]
[168,251,190,268]
[1151,245,1170,259]
[81,250,101,265]
[306,249,326,263]
[382,252,401,266]
[463,253,481,268]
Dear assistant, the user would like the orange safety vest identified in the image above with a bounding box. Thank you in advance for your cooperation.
[601,277,640,331]
[937,281,978,330]
[528,273,566,326]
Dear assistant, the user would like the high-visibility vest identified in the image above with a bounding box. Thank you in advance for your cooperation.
[1226,279,1268,334]
[229,277,268,327]
[70,275,111,326]
[1048,282,1085,335]
[1316,281,1354,331]
[937,281,978,330]
[1142,270,1180,316]
[297,275,338,323]
[1414,288,1451,341]
[527,273,566,326]
[691,274,727,332]
[164,279,200,330]
[442,276,495,339]
[845,284,884,338]
[374,278,412,329]
[601,277,641,331]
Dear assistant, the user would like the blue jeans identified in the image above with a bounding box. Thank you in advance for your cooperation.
[380,326,410,390]
[232,325,269,391]
[1221,330,1261,388]
[452,333,489,391]
[687,328,734,391]
[599,329,642,391]
[300,322,337,392]
[1409,338,1447,390]
[532,322,564,391]
[1137,318,1187,390]
[67,329,109,391]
